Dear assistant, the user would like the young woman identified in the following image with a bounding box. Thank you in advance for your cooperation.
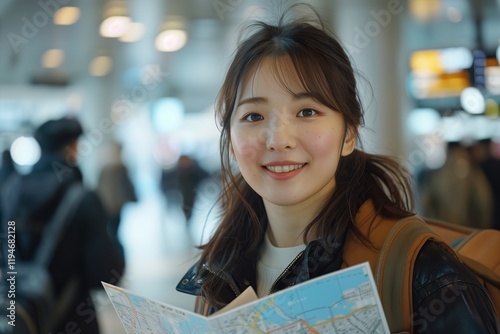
[177,5,497,333]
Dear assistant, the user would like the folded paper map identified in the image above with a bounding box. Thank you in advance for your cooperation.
[102,262,389,333]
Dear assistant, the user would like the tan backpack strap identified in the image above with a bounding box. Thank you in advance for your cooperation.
[425,219,500,285]
[422,217,474,245]
[453,229,500,279]
[377,216,443,333]
[459,256,500,288]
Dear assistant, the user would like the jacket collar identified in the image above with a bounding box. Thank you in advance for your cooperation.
[176,234,344,301]
[176,202,380,302]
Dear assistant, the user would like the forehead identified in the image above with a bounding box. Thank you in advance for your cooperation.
[239,56,305,97]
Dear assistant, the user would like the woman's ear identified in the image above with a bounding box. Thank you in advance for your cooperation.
[341,126,357,157]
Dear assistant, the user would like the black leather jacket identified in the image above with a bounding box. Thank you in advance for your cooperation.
[177,238,498,333]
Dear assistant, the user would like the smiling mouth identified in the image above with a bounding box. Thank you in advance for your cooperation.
[264,164,305,173]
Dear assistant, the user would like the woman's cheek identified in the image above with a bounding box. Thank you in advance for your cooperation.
[232,133,261,164]
[311,133,340,155]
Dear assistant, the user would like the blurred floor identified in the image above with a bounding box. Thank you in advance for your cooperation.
[94,187,218,334]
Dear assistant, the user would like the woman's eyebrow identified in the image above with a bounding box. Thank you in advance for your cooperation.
[236,92,314,107]
[237,96,267,107]
[292,92,315,100]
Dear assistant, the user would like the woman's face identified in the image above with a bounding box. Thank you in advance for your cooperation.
[230,57,356,209]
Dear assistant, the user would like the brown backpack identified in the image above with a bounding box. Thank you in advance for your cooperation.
[375,216,500,333]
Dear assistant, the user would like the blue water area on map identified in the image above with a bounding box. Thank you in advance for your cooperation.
[129,294,149,308]
[334,266,370,291]
[256,265,371,326]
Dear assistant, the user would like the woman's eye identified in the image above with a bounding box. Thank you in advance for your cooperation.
[297,108,317,117]
[244,113,264,122]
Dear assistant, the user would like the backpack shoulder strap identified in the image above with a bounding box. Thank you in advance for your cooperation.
[449,229,500,281]
[34,183,87,267]
[420,217,475,243]
[423,217,500,285]
[424,219,500,320]
[377,215,450,333]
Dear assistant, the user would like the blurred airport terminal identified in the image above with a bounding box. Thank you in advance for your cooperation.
[1,0,500,332]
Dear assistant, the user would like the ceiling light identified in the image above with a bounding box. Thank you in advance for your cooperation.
[156,17,188,52]
[155,29,187,52]
[41,49,64,68]
[119,22,145,42]
[100,16,131,38]
[53,6,80,25]
[99,1,130,38]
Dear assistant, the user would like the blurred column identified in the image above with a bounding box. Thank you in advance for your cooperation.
[77,0,167,187]
[329,0,410,160]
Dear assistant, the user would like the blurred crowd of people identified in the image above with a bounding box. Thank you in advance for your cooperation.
[0,117,131,333]
[418,139,500,230]
[0,115,216,332]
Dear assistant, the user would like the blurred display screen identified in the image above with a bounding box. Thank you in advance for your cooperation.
[409,48,472,99]
[485,58,500,95]
[409,48,500,104]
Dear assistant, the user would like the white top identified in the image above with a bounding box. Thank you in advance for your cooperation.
[256,234,306,298]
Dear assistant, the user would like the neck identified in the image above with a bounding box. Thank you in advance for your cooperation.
[264,199,321,248]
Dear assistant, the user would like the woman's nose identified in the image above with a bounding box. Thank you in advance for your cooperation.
[265,114,297,151]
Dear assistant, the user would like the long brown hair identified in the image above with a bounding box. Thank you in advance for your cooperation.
[198,4,414,308]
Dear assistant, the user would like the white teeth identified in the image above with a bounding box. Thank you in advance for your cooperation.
[265,164,304,173]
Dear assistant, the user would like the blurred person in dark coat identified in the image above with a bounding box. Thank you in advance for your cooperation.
[160,155,209,224]
[97,141,137,248]
[1,117,125,333]
[0,149,17,186]
[420,141,493,229]
[0,149,18,224]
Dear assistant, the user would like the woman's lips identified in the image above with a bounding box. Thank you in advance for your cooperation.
[264,163,305,173]
[262,163,306,179]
